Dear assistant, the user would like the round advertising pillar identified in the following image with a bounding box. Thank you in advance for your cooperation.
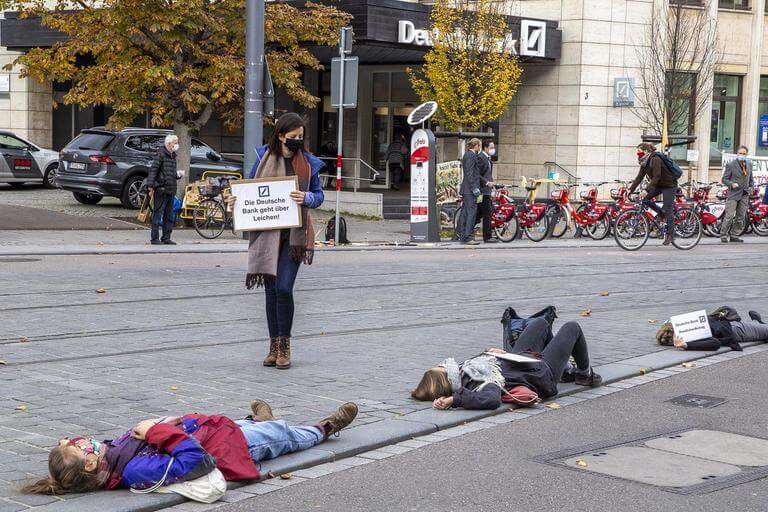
[410,128,440,243]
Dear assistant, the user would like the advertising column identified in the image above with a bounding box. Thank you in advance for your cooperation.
[410,128,439,242]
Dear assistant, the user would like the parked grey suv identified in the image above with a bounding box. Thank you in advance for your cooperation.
[57,127,243,209]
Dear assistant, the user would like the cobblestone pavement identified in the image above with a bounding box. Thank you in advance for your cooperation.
[1,242,768,510]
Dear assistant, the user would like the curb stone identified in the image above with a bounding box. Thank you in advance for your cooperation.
[26,342,767,512]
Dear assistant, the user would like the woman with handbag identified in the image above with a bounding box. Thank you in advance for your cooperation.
[20,400,357,501]
[245,113,325,370]
[411,318,602,410]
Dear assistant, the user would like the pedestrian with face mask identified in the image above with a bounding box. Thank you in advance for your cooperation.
[244,113,325,369]
[720,145,754,243]
[627,142,678,245]
[478,139,497,243]
[147,134,184,245]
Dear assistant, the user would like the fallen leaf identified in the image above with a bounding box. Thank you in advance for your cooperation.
[647,319,658,324]
[15,405,27,411]
[639,367,650,375]
[0,360,7,365]
[580,309,592,317]
[279,473,292,480]
[19,337,29,343]
[600,292,610,296]
[215,265,221,268]
[169,386,178,391]
[681,362,696,368]
[96,241,104,246]
[267,471,276,479]
[95,288,107,294]
[545,403,561,410]
[575,458,588,468]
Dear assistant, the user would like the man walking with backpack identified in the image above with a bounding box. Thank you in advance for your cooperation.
[720,145,754,244]
[628,142,680,246]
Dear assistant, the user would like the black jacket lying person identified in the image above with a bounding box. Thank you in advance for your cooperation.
[656,309,768,351]
[411,319,602,410]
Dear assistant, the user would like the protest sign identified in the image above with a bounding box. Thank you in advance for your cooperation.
[231,177,301,232]
[670,309,712,343]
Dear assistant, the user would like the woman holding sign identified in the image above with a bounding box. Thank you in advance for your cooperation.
[656,308,768,351]
[244,113,325,369]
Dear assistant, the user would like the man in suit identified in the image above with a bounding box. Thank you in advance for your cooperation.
[478,139,497,243]
[458,138,483,245]
[720,145,754,244]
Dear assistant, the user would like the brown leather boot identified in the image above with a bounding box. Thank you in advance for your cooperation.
[318,402,358,438]
[263,338,278,367]
[276,336,291,369]
[248,399,275,421]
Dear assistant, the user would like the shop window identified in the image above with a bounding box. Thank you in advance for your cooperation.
[391,72,419,103]
[755,76,768,156]
[710,74,742,163]
[718,0,750,8]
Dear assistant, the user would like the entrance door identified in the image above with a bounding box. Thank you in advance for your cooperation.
[370,106,413,189]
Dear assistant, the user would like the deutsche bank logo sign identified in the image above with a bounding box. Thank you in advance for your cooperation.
[258,186,270,198]
[520,20,546,57]
[613,77,636,107]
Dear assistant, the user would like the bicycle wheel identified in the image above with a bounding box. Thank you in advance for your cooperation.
[494,216,519,242]
[523,213,550,242]
[193,199,226,239]
[752,216,768,236]
[548,205,569,238]
[613,208,649,251]
[671,206,702,250]
[585,214,611,240]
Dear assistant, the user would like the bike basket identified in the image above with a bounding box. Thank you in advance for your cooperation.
[551,190,567,201]
[610,188,621,200]
[579,190,595,201]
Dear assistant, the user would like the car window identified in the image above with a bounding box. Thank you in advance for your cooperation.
[0,134,29,150]
[191,139,214,158]
[66,132,115,151]
[125,135,165,153]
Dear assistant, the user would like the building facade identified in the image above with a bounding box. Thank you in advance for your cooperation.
[1,0,767,190]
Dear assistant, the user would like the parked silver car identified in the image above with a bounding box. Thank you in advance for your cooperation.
[0,131,60,188]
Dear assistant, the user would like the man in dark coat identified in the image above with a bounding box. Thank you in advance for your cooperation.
[458,138,483,245]
[478,139,497,243]
[628,142,678,245]
[147,134,184,245]
[720,145,754,243]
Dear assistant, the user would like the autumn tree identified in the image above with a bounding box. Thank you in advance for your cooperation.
[2,0,350,196]
[409,0,522,133]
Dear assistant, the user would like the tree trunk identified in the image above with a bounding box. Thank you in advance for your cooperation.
[174,122,192,197]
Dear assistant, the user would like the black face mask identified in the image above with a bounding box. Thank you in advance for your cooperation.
[284,138,303,153]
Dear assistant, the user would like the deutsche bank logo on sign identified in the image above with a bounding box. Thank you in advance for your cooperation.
[613,77,636,107]
[258,186,270,198]
[520,20,546,57]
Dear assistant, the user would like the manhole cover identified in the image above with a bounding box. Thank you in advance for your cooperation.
[0,257,40,263]
[537,428,768,494]
[668,394,727,408]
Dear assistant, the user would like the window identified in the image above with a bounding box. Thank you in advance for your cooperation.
[666,73,696,162]
[0,134,29,150]
[718,0,749,8]
[710,74,742,162]
[756,76,768,156]
[66,132,115,151]
[125,135,164,153]
[191,139,213,158]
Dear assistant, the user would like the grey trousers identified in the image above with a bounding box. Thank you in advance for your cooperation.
[731,321,768,342]
[460,193,479,241]
[720,195,749,237]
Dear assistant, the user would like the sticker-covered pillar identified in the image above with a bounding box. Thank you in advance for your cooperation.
[410,128,440,243]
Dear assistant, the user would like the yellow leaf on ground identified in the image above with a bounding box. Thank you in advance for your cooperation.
[15,405,27,411]
[639,368,649,375]
[0,360,6,365]
[575,458,588,468]
[170,386,178,391]
[681,362,696,368]
[279,473,292,480]
[19,337,29,343]
[647,319,658,324]
[580,309,592,317]
[95,288,107,294]
[545,403,561,410]
[600,292,610,296]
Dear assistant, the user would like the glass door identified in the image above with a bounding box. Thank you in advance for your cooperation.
[371,106,391,188]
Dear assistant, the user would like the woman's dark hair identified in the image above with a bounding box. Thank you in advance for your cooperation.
[21,446,107,495]
[637,142,656,153]
[411,369,452,401]
[655,323,674,346]
[268,113,306,157]
[482,139,494,150]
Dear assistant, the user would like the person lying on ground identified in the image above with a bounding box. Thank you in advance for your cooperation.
[411,318,603,410]
[21,400,358,496]
[656,309,768,351]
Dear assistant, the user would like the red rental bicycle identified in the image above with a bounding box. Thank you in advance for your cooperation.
[548,182,611,240]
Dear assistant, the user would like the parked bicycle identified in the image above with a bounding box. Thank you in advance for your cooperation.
[192,175,238,239]
[613,194,702,251]
[547,182,611,240]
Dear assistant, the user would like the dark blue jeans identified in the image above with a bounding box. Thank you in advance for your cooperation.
[265,241,301,338]
[151,192,175,242]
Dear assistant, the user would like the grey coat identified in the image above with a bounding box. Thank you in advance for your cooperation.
[460,150,482,196]
[722,159,754,201]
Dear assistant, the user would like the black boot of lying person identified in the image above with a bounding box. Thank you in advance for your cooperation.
[574,367,603,387]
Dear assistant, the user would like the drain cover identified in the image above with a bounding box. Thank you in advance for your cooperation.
[668,394,727,408]
[646,430,768,467]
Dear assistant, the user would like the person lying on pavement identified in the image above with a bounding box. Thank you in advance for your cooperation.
[656,308,768,351]
[411,318,602,410]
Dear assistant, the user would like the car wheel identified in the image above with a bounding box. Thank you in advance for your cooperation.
[121,175,146,209]
[73,191,103,205]
[8,182,25,189]
[43,165,58,189]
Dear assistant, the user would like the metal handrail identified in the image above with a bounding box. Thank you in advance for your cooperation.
[318,157,381,192]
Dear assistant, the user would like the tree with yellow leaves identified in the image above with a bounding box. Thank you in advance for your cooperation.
[410,0,522,132]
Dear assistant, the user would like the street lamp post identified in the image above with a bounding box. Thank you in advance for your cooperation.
[244,0,265,177]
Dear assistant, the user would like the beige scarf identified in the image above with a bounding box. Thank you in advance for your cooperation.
[246,150,315,289]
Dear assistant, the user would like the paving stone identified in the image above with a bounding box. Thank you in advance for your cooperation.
[0,499,29,512]
[258,448,333,478]
[237,483,281,496]
[564,447,741,487]
[646,429,768,467]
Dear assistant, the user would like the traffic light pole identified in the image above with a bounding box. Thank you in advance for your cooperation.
[244,0,265,177]
[334,28,348,246]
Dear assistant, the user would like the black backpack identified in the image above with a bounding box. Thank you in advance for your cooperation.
[325,216,350,244]
[708,306,741,323]
[501,305,558,352]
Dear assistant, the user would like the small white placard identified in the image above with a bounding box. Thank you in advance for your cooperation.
[670,309,712,343]
[0,75,10,93]
[230,177,301,232]
[485,352,540,363]
[687,149,699,162]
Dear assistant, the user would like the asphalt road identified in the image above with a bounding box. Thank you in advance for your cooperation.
[220,351,768,512]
